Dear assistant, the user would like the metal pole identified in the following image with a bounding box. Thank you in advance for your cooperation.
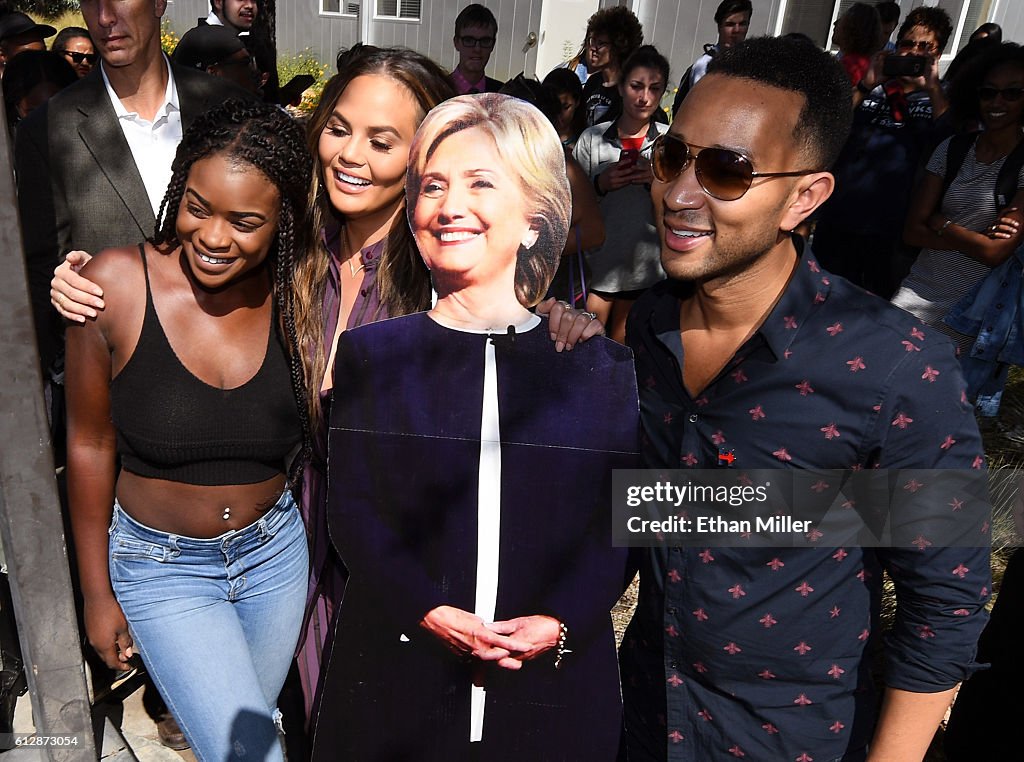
[0,91,97,760]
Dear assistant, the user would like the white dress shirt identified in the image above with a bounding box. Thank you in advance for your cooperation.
[101,56,183,218]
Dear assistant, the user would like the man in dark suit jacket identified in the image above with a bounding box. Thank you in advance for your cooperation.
[15,0,243,374]
[12,0,244,750]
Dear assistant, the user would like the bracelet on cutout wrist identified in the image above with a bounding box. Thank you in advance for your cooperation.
[554,621,571,669]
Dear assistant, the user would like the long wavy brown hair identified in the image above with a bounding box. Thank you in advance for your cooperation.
[292,45,454,426]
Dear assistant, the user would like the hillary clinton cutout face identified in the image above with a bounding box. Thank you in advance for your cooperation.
[407,93,571,308]
[411,125,535,296]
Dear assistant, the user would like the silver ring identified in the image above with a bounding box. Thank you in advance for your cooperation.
[583,311,598,320]
[558,300,572,309]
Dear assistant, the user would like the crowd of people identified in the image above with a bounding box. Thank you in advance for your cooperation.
[3,0,1023,760]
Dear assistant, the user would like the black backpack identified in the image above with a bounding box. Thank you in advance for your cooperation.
[942,132,1024,210]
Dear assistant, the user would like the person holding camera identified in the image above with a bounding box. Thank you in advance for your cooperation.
[812,6,954,300]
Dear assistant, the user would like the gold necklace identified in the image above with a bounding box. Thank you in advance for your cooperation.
[342,234,365,277]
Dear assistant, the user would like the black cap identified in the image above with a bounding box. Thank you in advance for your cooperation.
[172,25,245,71]
[0,12,57,44]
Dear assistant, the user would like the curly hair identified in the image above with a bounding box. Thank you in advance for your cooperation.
[897,6,953,54]
[295,44,454,427]
[949,42,1024,131]
[151,98,314,485]
[406,94,570,307]
[586,6,644,69]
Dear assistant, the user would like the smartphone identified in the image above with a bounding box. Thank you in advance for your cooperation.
[883,55,927,78]
[620,148,640,166]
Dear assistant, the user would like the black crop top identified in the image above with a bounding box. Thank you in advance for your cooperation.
[110,246,302,486]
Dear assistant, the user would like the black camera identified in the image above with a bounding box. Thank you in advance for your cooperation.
[883,55,928,78]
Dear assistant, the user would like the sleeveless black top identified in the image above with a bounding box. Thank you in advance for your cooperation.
[110,246,302,486]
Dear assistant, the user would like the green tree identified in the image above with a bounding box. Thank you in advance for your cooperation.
[7,1,78,18]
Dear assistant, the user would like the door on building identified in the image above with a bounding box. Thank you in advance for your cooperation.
[488,0,548,80]
[535,0,601,80]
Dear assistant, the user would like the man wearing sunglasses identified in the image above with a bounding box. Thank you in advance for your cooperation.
[813,6,954,300]
[620,35,989,762]
[51,27,98,79]
[450,4,504,96]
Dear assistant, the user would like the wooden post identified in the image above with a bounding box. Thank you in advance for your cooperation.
[0,89,97,760]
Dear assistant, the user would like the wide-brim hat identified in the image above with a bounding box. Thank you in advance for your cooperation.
[0,12,57,43]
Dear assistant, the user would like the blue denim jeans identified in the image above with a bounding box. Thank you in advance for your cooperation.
[109,490,308,762]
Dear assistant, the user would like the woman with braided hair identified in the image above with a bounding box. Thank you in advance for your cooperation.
[65,98,312,761]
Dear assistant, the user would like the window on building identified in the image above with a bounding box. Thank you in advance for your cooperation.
[375,0,421,21]
[939,0,998,54]
[321,0,359,16]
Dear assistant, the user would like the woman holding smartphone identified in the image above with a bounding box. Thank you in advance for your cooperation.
[573,45,669,342]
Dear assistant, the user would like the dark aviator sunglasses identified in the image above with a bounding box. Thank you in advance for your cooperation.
[651,133,818,201]
[64,51,99,65]
[978,86,1024,102]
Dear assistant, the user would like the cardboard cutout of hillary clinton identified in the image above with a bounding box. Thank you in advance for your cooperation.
[314,94,639,760]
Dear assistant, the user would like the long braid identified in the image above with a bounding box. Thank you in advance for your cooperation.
[153,170,188,245]
[275,203,312,487]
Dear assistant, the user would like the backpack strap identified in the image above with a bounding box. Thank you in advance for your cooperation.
[994,137,1024,210]
[940,132,977,204]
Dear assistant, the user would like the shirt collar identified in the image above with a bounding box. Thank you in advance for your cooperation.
[101,55,179,122]
[754,236,833,360]
[451,68,487,94]
[206,11,249,35]
[649,235,832,363]
[601,119,663,146]
[325,222,385,279]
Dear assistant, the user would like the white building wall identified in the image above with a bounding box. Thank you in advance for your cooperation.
[164,0,1018,85]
